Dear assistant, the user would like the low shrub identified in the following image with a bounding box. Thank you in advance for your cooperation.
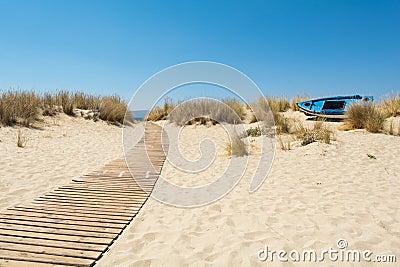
[296,120,332,146]
[244,127,262,137]
[344,103,385,133]
[98,95,130,124]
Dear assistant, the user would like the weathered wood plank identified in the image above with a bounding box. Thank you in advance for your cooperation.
[2,210,130,224]
[0,235,107,251]
[0,218,121,234]
[0,242,101,260]
[0,214,125,229]
[0,250,94,267]
[10,206,134,219]
[0,222,116,239]
[0,259,65,267]
[0,229,112,245]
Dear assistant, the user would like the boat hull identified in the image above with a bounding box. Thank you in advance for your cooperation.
[296,95,373,119]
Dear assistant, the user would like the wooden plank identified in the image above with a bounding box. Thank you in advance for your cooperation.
[10,206,134,220]
[70,180,154,185]
[60,185,146,191]
[0,249,94,267]
[76,178,141,182]
[0,214,125,229]
[0,222,116,239]
[0,235,107,251]
[25,202,140,213]
[33,198,146,208]
[33,199,145,209]
[62,187,146,191]
[0,242,101,260]
[54,188,149,196]
[24,202,139,214]
[0,229,112,245]
[38,195,147,204]
[18,205,136,217]
[0,259,65,267]
[2,210,130,224]
[0,218,121,234]
[44,191,147,201]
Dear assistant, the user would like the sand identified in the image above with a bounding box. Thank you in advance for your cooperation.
[1,112,399,266]
[0,113,123,211]
[96,113,400,267]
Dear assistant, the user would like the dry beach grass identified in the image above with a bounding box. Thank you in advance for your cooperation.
[0,90,130,127]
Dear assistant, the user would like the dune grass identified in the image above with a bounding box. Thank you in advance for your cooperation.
[278,135,292,151]
[343,103,385,133]
[249,97,294,135]
[381,92,400,117]
[264,95,310,112]
[0,91,41,127]
[0,90,130,127]
[290,94,309,111]
[221,98,246,121]
[266,96,290,112]
[17,129,28,148]
[147,98,246,125]
[226,131,248,157]
[146,98,175,121]
[249,97,273,124]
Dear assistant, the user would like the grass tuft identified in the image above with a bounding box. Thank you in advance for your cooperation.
[344,103,385,133]
[17,129,28,148]
[98,95,129,124]
[226,131,248,157]
[295,120,332,146]
[278,135,292,151]
[381,92,400,117]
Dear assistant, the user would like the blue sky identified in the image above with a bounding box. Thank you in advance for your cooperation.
[0,0,399,109]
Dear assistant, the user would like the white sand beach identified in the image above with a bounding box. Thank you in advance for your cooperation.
[1,112,399,266]
[0,113,123,211]
[96,114,400,267]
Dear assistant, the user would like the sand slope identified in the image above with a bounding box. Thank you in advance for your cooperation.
[0,114,123,211]
[97,120,400,266]
[1,113,399,266]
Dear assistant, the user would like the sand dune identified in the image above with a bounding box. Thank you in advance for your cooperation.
[1,112,399,266]
[0,114,123,211]
[97,115,400,266]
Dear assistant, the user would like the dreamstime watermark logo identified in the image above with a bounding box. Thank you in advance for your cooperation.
[257,239,397,263]
[122,61,276,207]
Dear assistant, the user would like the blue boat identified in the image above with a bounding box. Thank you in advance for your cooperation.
[296,95,374,119]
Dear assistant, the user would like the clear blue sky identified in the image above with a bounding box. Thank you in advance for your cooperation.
[0,0,399,109]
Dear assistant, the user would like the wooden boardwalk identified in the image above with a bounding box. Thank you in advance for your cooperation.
[0,123,167,267]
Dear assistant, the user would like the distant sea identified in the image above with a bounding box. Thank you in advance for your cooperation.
[132,110,148,121]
